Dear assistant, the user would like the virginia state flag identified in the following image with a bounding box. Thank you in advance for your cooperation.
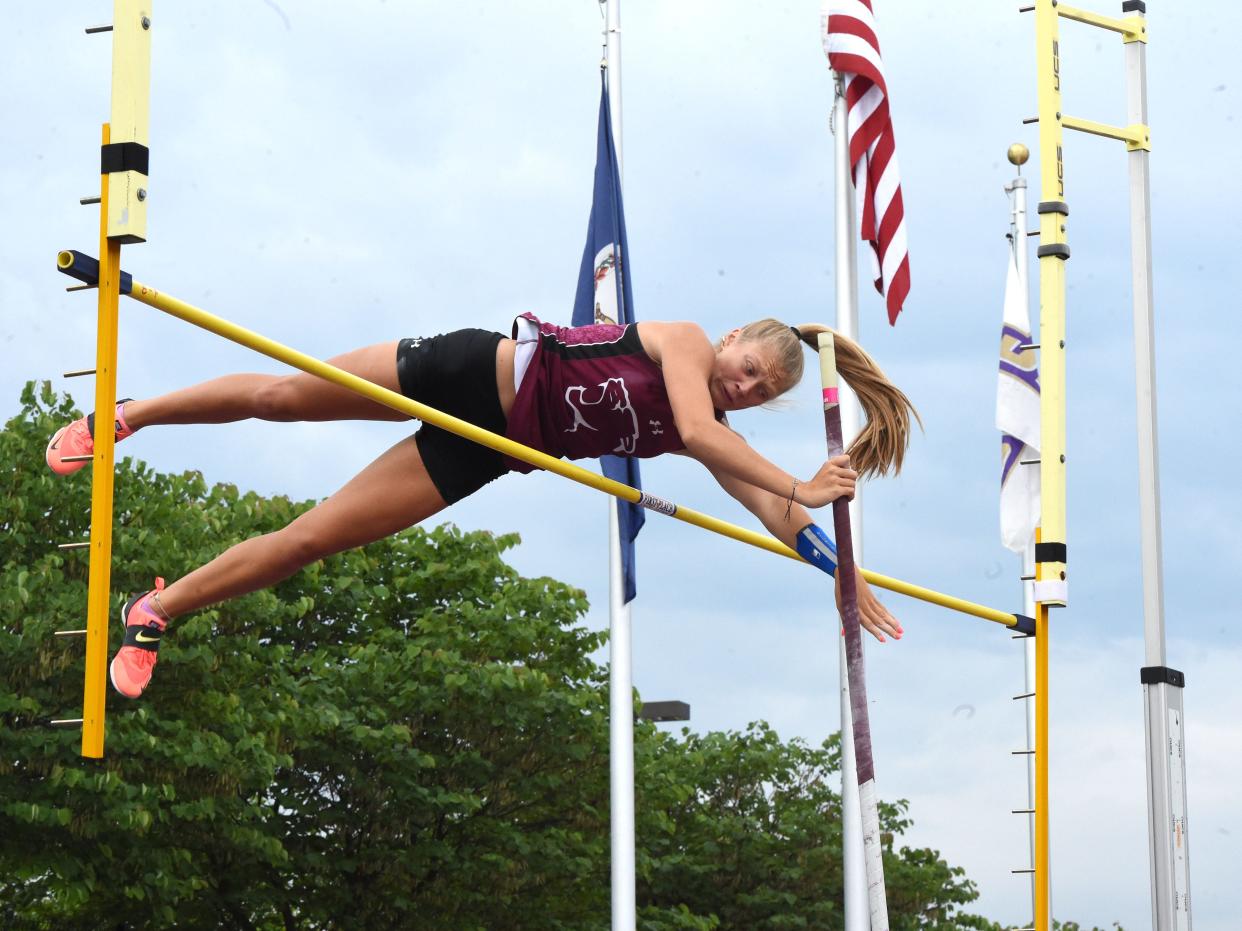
[574,73,644,603]
[996,240,1041,552]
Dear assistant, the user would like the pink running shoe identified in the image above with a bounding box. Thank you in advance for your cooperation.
[109,578,169,700]
[45,399,135,475]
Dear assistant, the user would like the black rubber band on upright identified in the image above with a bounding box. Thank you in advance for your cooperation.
[1140,666,1184,688]
[1035,542,1067,563]
[101,142,150,175]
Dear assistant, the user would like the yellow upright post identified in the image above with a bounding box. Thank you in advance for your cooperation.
[1032,0,1070,925]
[81,124,122,759]
[80,1,153,758]
[105,2,152,245]
[1033,0,1069,600]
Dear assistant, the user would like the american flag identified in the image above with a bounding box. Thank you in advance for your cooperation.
[822,0,910,325]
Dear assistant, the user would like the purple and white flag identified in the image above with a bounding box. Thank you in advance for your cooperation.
[997,242,1040,553]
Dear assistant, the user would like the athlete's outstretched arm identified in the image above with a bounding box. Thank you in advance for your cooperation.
[641,322,848,508]
[698,452,903,643]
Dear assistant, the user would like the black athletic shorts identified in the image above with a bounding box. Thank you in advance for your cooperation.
[395,328,510,504]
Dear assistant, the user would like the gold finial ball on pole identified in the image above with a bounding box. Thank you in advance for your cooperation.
[1007,143,1030,166]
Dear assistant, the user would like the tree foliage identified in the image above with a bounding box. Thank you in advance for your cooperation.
[635,726,1003,931]
[1,384,1049,929]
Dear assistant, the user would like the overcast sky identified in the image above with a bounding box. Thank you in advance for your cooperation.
[2,2,1239,927]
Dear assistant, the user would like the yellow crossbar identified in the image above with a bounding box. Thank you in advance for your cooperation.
[56,250,1026,631]
[1054,4,1146,43]
[1062,115,1150,152]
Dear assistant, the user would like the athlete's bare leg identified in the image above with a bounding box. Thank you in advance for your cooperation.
[121,342,408,429]
[153,435,447,619]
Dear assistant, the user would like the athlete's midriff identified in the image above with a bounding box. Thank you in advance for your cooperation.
[498,314,687,473]
[494,338,519,416]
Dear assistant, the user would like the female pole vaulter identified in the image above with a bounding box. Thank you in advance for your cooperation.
[46,315,918,699]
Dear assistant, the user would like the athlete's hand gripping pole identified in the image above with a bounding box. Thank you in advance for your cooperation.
[818,332,890,929]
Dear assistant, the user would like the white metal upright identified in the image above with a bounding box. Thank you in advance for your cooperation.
[1123,6,1192,926]
[832,77,870,931]
[603,9,638,931]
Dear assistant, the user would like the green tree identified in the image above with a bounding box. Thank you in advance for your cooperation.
[634,724,999,930]
[2,383,612,930]
[1,384,1070,929]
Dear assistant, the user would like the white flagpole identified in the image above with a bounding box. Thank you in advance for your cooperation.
[832,75,870,931]
[603,7,637,931]
[1006,154,1042,923]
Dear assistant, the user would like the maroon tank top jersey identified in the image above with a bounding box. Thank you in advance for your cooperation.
[504,313,687,473]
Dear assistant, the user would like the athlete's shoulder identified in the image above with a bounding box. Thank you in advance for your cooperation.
[636,321,712,366]
[638,320,708,340]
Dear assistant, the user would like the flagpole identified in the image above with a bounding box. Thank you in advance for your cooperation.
[1006,150,1041,925]
[603,5,637,930]
[832,75,870,931]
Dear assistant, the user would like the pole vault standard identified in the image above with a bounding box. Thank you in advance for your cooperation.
[1028,3,1188,927]
[53,0,154,759]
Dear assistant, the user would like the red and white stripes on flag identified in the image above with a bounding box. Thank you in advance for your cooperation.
[822,0,910,325]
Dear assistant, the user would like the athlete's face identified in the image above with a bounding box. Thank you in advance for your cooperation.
[710,332,786,411]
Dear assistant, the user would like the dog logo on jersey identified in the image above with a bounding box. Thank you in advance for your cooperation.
[564,377,640,455]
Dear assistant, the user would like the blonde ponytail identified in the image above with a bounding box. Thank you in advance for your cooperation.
[791,324,920,477]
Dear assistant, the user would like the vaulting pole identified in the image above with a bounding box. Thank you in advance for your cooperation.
[832,76,869,931]
[819,333,888,929]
